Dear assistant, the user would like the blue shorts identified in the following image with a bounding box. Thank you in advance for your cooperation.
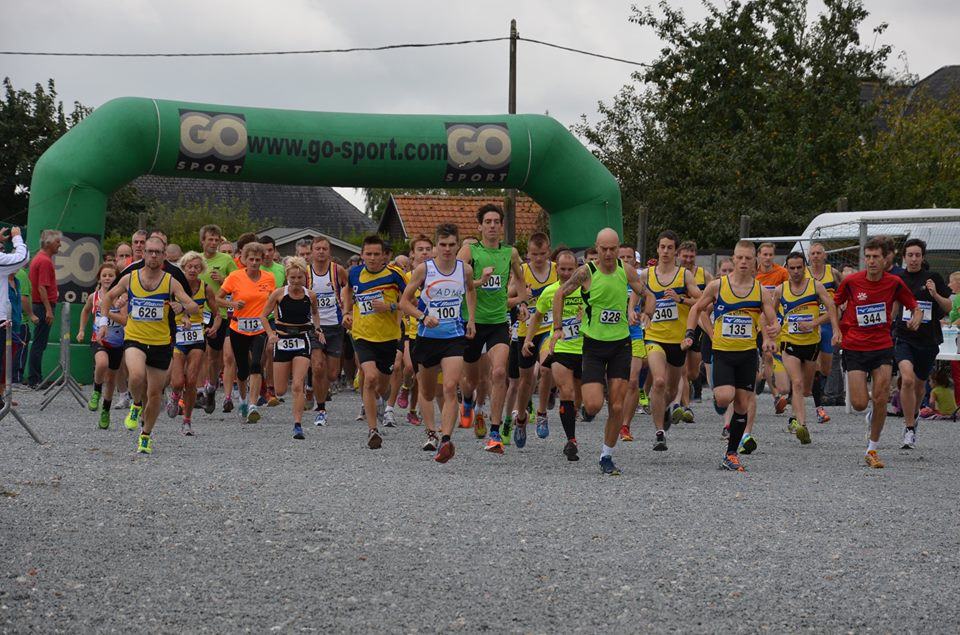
[820,322,834,354]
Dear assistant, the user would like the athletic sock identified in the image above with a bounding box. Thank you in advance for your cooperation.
[559,400,576,440]
[537,410,546,417]
[490,423,500,434]
[134,401,143,408]
[867,440,878,452]
[318,402,326,410]
[94,382,103,393]
[727,411,748,455]
[906,426,916,432]
[601,444,614,458]
[102,399,112,411]
[441,434,451,443]
[812,372,823,407]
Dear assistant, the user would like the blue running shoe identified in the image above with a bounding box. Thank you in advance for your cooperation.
[535,413,549,439]
[293,424,305,440]
[239,402,249,421]
[514,414,528,448]
[599,455,621,476]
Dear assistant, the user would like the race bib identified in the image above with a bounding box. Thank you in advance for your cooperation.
[356,291,383,316]
[431,298,461,322]
[561,317,581,340]
[599,309,621,325]
[856,303,886,328]
[787,314,814,334]
[721,315,752,339]
[528,306,552,327]
[902,301,932,324]
[202,310,212,325]
[511,320,519,342]
[277,336,305,351]
[175,324,204,345]
[130,298,164,322]
[317,291,337,309]
[480,274,502,290]
[652,298,678,322]
[237,317,262,333]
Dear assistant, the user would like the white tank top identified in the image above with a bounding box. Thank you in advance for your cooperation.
[309,264,342,326]
[418,259,466,339]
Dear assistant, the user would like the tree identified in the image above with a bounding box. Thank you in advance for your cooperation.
[0,78,90,225]
[576,0,890,251]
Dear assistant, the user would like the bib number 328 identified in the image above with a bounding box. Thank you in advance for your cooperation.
[599,310,621,325]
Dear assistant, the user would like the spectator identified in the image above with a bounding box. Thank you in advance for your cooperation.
[27,229,61,388]
[0,228,30,391]
[15,264,34,384]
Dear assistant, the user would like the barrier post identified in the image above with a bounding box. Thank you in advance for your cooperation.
[0,320,43,443]
[39,303,86,411]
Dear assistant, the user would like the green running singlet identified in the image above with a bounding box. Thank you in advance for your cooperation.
[582,261,629,341]
[468,242,513,325]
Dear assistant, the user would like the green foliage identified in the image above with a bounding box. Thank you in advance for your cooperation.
[0,77,90,225]
[576,0,890,252]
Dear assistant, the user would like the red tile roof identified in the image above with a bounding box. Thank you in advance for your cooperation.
[390,195,545,240]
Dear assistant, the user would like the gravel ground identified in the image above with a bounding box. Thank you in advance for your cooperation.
[2,381,959,634]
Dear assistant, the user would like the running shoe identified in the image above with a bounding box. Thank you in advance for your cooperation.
[356,404,365,421]
[719,453,745,472]
[406,411,422,426]
[620,425,634,442]
[681,406,695,423]
[670,404,685,426]
[98,409,110,430]
[314,410,327,427]
[459,400,474,428]
[239,401,249,421]
[181,420,194,436]
[434,439,455,463]
[901,427,916,450]
[636,404,647,415]
[397,387,409,410]
[580,405,595,423]
[514,414,528,449]
[535,413,549,439]
[422,430,438,452]
[293,424,305,440]
[124,404,142,431]
[87,390,101,412]
[367,428,383,449]
[115,392,132,409]
[816,406,830,424]
[473,412,487,439]
[196,391,206,409]
[223,397,234,414]
[484,430,504,454]
[638,388,650,409]
[501,416,513,446]
[247,405,261,424]
[255,395,267,407]
[788,417,800,435]
[267,388,280,407]
[383,408,397,428]
[599,455,621,475]
[563,438,579,462]
[165,393,180,419]
[136,433,153,455]
[739,434,757,454]
[795,424,811,445]
[653,430,667,452]
[865,450,885,469]
[775,394,788,414]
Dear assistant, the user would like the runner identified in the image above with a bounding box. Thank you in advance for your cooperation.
[258,235,285,407]
[198,224,238,414]
[341,235,407,449]
[678,240,712,419]
[263,257,324,440]
[833,237,920,468]
[77,262,126,430]
[307,236,348,427]
[399,224,476,462]
[635,230,701,452]
[893,238,952,449]
[397,236,434,426]
[616,244,647,442]
[165,252,221,436]
[216,242,277,424]
[515,232,557,444]
[755,242,790,412]
[702,257,735,437]
[806,242,844,422]
[220,233,259,413]
[98,237,201,455]
[553,228,648,475]
[771,252,841,444]
[457,204,528,454]
[682,240,779,471]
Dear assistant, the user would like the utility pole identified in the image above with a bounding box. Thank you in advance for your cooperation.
[505,19,518,245]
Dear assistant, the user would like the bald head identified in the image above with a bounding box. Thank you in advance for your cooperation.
[596,228,619,247]
[595,228,621,271]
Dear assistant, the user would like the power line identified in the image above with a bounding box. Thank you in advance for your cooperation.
[0,35,647,66]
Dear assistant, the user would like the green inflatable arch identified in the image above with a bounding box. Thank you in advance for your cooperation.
[26,97,622,380]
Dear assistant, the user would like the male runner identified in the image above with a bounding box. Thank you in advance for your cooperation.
[616,244,648,441]
[457,204,527,454]
[341,235,406,449]
[771,252,841,443]
[683,240,779,471]
[99,237,200,455]
[634,230,701,452]
[308,236,348,427]
[755,242,790,411]
[678,240,712,418]
[553,228,648,475]
[806,242,843,422]
[199,224,237,414]
[399,224,476,462]
[894,238,952,449]
[834,237,920,468]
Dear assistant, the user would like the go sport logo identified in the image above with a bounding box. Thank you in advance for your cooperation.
[176,110,247,175]
[444,123,511,183]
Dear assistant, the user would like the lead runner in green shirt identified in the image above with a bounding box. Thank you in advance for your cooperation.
[199,224,238,412]
[552,228,648,476]
[456,204,528,455]
[526,250,584,462]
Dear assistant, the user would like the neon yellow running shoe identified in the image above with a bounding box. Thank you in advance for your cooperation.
[136,433,153,454]
[638,388,649,408]
[124,404,143,431]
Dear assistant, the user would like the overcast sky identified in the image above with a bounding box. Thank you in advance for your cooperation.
[2,0,957,211]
